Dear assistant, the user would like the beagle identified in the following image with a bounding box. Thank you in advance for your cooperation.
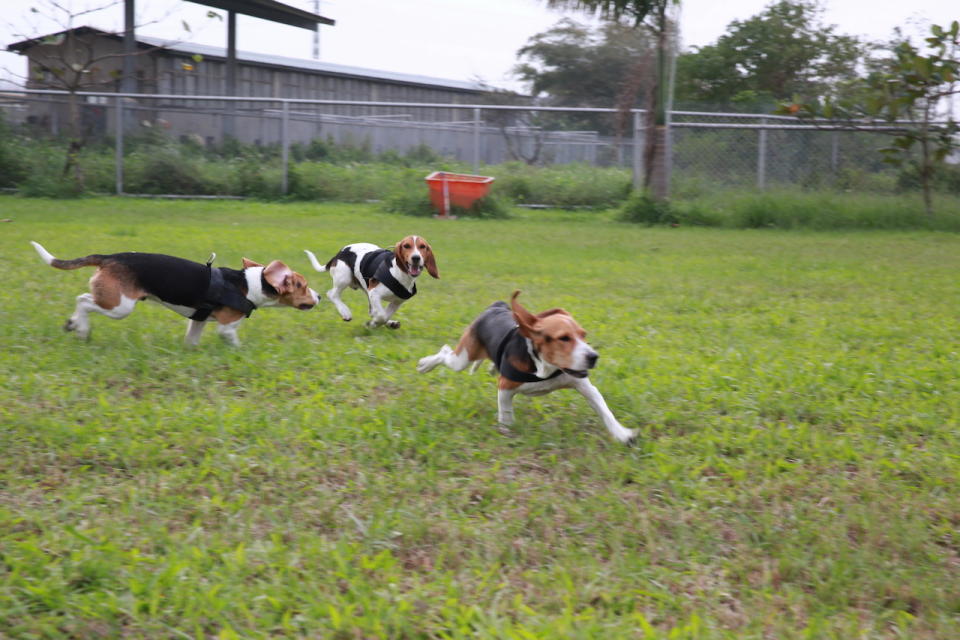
[30,241,319,346]
[417,291,637,443]
[304,235,438,329]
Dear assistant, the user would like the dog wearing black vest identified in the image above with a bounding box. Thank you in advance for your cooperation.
[417,291,637,443]
[304,235,438,329]
[30,242,319,346]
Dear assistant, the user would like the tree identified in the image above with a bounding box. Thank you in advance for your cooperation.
[515,19,653,110]
[513,18,654,140]
[779,22,960,217]
[7,1,205,190]
[477,88,552,165]
[674,0,865,110]
[544,0,678,199]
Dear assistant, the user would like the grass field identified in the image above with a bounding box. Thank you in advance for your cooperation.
[1,197,958,638]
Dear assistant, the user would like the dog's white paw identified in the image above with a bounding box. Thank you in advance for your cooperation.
[64,317,90,339]
[417,345,450,373]
[386,320,400,329]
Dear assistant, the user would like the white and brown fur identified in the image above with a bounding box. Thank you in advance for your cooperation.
[304,235,438,329]
[30,241,319,346]
[417,291,636,443]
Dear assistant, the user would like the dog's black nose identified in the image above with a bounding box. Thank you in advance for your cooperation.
[586,351,599,368]
[411,254,422,263]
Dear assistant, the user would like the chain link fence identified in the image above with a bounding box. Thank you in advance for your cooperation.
[670,111,895,193]
[0,88,901,196]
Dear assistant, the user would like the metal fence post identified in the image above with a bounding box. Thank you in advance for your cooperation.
[115,96,124,195]
[472,107,481,173]
[632,110,644,191]
[757,117,767,190]
[831,131,839,176]
[281,100,290,195]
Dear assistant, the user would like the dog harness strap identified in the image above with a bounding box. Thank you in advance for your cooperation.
[494,327,562,383]
[375,260,416,299]
[357,248,387,279]
[189,267,256,321]
[359,248,416,300]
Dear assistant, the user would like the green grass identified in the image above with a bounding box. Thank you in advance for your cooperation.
[1,196,959,638]
[678,189,960,231]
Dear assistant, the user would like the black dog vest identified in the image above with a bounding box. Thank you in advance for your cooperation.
[98,252,257,321]
[189,266,257,321]
[334,247,416,300]
[474,301,562,384]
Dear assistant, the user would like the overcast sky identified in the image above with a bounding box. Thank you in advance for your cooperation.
[1,0,956,91]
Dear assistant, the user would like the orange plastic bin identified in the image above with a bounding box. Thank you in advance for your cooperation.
[425,171,495,218]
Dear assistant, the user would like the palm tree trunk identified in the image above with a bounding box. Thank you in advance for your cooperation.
[645,6,670,199]
[62,91,85,190]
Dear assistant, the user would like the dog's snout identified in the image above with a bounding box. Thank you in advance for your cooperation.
[298,303,315,310]
[586,351,599,368]
[411,254,422,263]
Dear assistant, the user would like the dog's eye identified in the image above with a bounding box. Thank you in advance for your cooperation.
[559,335,571,342]
[418,244,426,250]
[403,243,412,249]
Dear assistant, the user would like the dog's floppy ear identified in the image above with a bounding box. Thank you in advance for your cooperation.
[423,242,439,279]
[242,257,263,269]
[536,307,570,319]
[511,290,540,339]
[394,240,409,274]
[262,260,294,294]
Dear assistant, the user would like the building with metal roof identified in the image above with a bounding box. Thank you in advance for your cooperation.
[6,26,492,143]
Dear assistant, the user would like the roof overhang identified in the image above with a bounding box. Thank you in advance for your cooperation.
[185,0,334,31]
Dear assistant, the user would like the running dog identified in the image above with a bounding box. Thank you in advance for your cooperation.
[304,235,438,329]
[30,241,318,346]
[417,291,636,443]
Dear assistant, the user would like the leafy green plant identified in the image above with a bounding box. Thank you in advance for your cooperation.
[780,21,960,217]
[0,113,29,188]
[619,190,676,223]
[384,190,510,218]
[125,147,216,195]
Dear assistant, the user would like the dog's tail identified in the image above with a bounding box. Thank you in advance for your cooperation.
[303,249,328,273]
[31,241,104,270]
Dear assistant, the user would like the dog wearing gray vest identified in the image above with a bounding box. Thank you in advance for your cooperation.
[304,235,438,329]
[417,291,636,443]
[30,242,318,346]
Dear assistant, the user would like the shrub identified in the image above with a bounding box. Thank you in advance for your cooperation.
[619,192,677,224]
[125,147,217,195]
[229,156,278,198]
[383,190,510,219]
[491,162,632,208]
[0,114,29,188]
[18,171,86,198]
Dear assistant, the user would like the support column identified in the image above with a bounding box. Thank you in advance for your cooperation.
[281,101,290,195]
[121,0,136,94]
[632,110,644,191]
[472,107,481,173]
[222,9,237,140]
[115,96,124,194]
[757,117,768,190]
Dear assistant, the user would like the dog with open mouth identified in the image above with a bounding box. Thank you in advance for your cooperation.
[417,291,636,443]
[304,235,438,329]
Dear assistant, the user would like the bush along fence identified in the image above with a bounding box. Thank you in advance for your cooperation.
[0,88,931,199]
